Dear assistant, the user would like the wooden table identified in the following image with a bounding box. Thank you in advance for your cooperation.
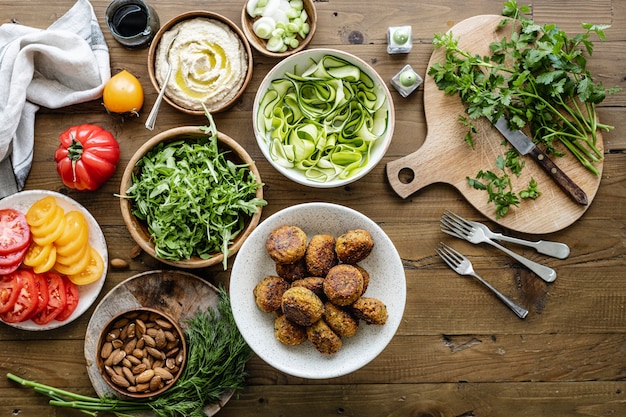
[1,0,625,416]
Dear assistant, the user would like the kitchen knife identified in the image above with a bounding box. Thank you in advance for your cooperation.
[493,116,588,206]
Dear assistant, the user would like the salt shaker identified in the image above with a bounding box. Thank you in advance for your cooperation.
[391,64,422,97]
[387,26,412,54]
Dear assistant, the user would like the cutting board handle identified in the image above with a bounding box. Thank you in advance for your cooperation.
[386,134,448,198]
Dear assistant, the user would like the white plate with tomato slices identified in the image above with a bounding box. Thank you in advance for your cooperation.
[0,190,108,331]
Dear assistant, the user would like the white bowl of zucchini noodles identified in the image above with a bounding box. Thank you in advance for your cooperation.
[253,48,395,188]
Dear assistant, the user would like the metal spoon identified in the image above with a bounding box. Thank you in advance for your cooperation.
[145,34,177,131]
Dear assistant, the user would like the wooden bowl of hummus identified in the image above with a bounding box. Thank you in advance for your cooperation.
[241,0,317,58]
[119,126,265,269]
[147,11,253,115]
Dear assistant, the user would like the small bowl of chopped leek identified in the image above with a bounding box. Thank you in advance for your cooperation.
[119,125,266,270]
[253,48,395,188]
[241,0,317,58]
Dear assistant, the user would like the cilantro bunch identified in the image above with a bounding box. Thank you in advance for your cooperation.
[428,0,620,176]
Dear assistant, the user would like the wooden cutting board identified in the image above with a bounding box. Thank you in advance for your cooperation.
[386,15,603,234]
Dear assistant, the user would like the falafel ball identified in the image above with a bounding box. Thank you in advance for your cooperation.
[274,315,307,346]
[335,229,374,264]
[253,275,291,313]
[307,319,343,354]
[323,302,359,338]
[275,258,308,282]
[291,276,326,299]
[305,234,338,277]
[323,264,364,306]
[281,286,324,327]
[353,264,370,294]
[352,297,388,325]
[266,225,308,264]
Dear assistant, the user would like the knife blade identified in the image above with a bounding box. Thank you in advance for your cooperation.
[493,116,588,206]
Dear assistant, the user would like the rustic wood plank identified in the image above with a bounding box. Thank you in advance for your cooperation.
[1,0,624,416]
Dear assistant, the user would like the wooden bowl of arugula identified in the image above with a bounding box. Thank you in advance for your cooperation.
[119,126,266,269]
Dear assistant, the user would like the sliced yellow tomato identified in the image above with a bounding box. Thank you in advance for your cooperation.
[23,242,54,268]
[54,246,91,276]
[55,242,89,266]
[26,196,58,227]
[30,205,64,237]
[32,213,66,247]
[55,211,88,248]
[56,226,89,258]
[68,246,104,285]
[33,245,57,274]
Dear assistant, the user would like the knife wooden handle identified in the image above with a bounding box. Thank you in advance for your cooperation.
[527,146,588,206]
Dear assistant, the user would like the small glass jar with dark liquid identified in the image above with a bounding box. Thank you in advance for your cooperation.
[105,0,160,49]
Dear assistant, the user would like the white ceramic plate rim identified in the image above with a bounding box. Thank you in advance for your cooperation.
[230,202,406,379]
[0,190,108,331]
[252,48,395,188]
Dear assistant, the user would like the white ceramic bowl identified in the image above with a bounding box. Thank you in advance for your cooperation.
[229,202,406,379]
[252,48,395,188]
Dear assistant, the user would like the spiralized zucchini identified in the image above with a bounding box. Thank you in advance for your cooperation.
[257,54,389,182]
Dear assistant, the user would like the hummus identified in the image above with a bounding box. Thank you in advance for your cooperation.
[155,17,249,112]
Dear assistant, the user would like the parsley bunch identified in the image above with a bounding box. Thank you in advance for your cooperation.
[428,0,620,176]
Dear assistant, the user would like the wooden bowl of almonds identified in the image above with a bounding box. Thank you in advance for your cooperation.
[96,307,187,399]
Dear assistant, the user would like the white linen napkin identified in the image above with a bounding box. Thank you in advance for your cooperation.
[0,0,110,198]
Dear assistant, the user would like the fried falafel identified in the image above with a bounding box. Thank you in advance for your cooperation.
[352,297,388,325]
[253,275,291,313]
[305,234,338,277]
[323,302,359,338]
[266,225,308,264]
[323,264,364,306]
[274,314,307,346]
[275,257,308,282]
[307,319,342,354]
[291,276,326,299]
[335,229,374,264]
[281,286,324,326]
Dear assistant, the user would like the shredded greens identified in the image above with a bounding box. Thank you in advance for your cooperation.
[7,287,253,417]
[257,54,389,182]
[125,125,266,269]
[428,0,619,177]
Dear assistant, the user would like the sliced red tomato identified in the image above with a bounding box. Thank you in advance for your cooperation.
[0,245,28,275]
[0,270,38,323]
[0,245,28,267]
[26,272,50,320]
[55,277,79,322]
[32,272,67,325]
[0,272,23,314]
[0,209,31,256]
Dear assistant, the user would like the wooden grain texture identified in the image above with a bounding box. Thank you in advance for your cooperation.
[1,0,626,416]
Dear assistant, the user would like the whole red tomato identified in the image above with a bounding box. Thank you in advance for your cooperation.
[54,124,120,191]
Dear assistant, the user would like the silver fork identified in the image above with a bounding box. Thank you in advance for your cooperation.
[444,210,569,259]
[436,243,529,319]
[441,211,557,283]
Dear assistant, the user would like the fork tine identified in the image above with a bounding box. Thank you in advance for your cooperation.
[440,213,472,238]
[438,242,464,264]
[436,242,462,270]
[441,210,473,232]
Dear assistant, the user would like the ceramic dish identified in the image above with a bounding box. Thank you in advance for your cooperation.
[253,48,395,188]
[229,202,406,379]
[84,270,233,415]
[147,11,253,115]
[0,190,108,331]
[119,126,264,269]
